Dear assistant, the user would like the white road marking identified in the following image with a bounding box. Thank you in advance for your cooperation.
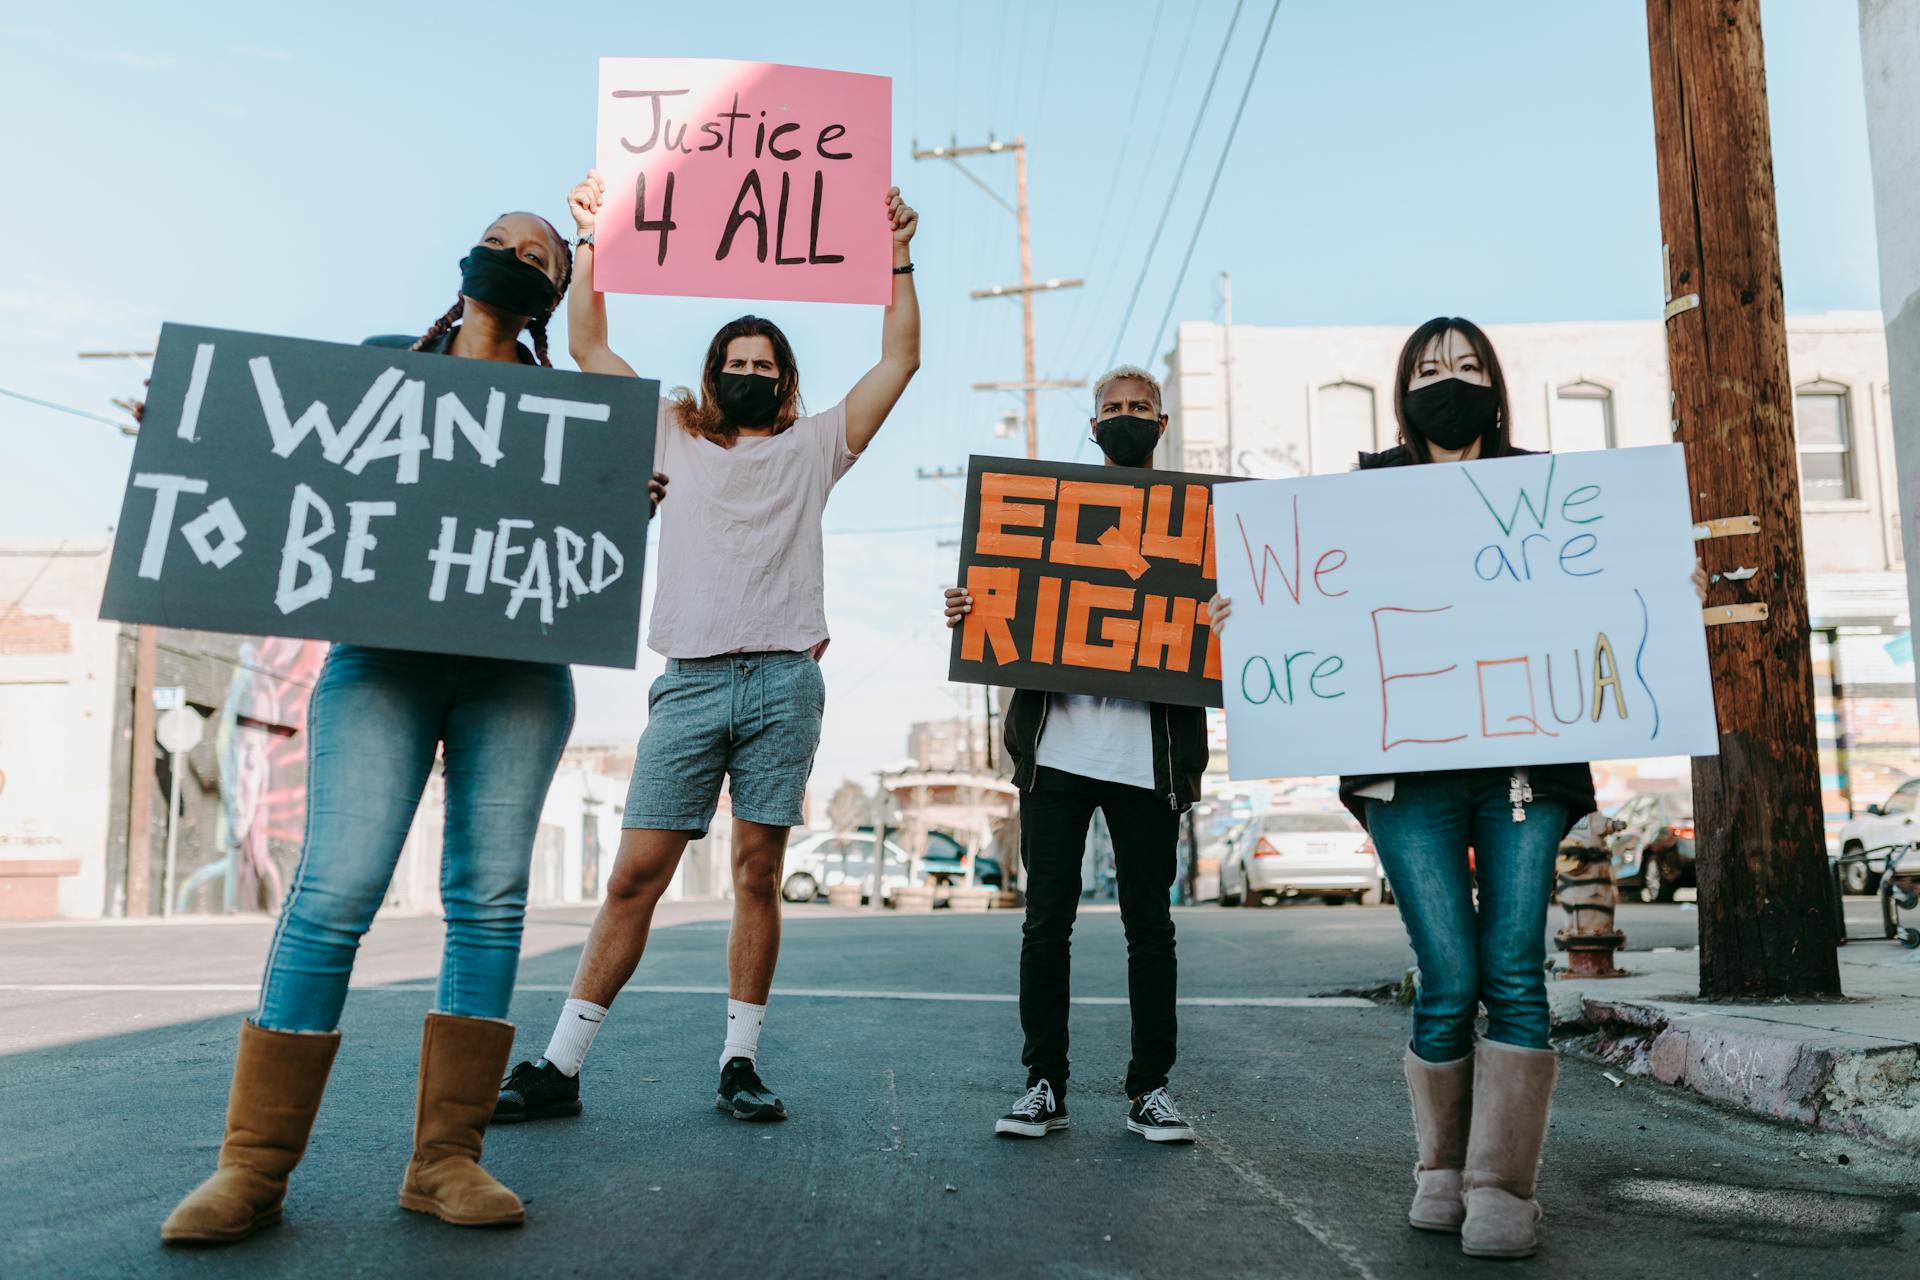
[1200,1134,1383,1280]
[0,982,1373,1008]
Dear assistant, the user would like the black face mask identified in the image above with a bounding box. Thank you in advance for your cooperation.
[1093,414,1161,467]
[458,245,559,319]
[717,371,782,428]
[1404,377,1498,452]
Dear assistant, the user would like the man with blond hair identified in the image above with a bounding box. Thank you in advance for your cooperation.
[943,364,1208,1144]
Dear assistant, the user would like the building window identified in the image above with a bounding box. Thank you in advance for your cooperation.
[1314,381,1376,473]
[1795,382,1856,501]
[1554,382,1614,452]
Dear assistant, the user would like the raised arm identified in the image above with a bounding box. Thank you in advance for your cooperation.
[566,170,638,379]
[843,187,920,454]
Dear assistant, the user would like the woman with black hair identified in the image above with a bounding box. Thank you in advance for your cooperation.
[497,170,918,1126]
[1212,317,1704,1260]
[162,211,666,1244]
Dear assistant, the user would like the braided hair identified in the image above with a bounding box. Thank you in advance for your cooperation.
[414,213,574,367]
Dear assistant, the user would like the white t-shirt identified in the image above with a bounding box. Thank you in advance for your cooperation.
[647,399,858,658]
[1035,694,1156,790]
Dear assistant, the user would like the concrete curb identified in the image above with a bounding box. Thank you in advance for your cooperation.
[1549,954,1920,1154]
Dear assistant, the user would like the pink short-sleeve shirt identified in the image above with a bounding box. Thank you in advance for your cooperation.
[646,398,858,659]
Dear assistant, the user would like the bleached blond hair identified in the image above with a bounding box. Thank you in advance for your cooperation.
[1092,364,1163,414]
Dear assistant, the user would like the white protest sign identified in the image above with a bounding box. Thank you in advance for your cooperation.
[1212,444,1717,780]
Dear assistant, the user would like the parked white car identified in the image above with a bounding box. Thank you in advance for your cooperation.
[1838,778,1920,895]
[1218,810,1374,906]
[782,831,912,903]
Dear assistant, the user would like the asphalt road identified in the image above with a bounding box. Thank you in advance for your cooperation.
[3,899,1915,1279]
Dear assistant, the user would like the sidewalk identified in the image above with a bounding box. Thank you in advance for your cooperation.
[1550,942,1920,1153]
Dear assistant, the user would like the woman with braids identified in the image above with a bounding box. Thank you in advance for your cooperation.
[161,210,667,1244]
[495,169,918,1127]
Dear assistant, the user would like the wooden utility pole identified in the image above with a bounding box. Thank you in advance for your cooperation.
[912,136,1085,458]
[1645,0,1840,996]
[124,626,158,917]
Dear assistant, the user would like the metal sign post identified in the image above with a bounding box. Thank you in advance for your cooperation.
[156,706,206,917]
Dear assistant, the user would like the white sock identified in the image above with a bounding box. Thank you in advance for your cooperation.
[722,999,766,1067]
[542,998,608,1077]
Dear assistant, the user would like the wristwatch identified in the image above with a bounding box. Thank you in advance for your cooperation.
[576,233,595,249]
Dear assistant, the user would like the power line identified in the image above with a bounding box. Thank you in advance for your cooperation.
[1026,0,1062,130]
[1143,0,1285,364]
[1100,0,1247,376]
[1,539,72,617]
[0,385,135,432]
[1057,0,1169,362]
[1062,0,1203,383]
[986,0,1010,128]
[907,0,921,136]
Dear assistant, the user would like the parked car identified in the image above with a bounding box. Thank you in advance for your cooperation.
[1218,810,1373,906]
[1606,791,1696,902]
[1837,777,1919,895]
[1362,836,1394,905]
[782,831,912,903]
[916,830,1002,889]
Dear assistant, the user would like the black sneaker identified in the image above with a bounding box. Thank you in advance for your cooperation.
[994,1080,1069,1138]
[493,1059,581,1123]
[716,1056,788,1122]
[1127,1087,1194,1143]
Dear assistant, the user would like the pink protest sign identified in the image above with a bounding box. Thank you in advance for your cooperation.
[594,58,893,305]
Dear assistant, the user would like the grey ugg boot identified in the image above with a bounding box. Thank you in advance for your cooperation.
[1404,1048,1473,1232]
[1460,1039,1558,1259]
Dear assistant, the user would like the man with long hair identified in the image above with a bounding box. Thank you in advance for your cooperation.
[498,170,919,1124]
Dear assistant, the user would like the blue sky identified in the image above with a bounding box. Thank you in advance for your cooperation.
[0,0,1883,798]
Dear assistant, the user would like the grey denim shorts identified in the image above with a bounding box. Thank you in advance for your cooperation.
[622,651,826,835]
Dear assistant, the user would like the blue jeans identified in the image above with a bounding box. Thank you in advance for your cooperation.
[1365,773,1568,1062]
[255,645,573,1032]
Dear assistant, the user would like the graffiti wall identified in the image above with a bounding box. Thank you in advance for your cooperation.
[156,635,327,915]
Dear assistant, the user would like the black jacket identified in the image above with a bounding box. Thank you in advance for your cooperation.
[1004,689,1209,812]
[1335,442,1598,834]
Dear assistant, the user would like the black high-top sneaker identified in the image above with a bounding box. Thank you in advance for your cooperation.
[1127,1087,1195,1143]
[494,1059,582,1123]
[716,1056,788,1122]
[994,1080,1069,1138]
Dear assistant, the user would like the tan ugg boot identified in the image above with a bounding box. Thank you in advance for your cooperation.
[1404,1048,1473,1233]
[397,1012,525,1227]
[161,1020,341,1245]
[1460,1039,1558,1259]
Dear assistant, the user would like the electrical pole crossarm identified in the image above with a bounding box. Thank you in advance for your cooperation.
[911,142,1017,160]
[970,379,1087,392]
[970,279,1083,299]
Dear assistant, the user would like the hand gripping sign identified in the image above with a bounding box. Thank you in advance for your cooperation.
[99,324,659,668]
[1210,444,1718,780]
[948,455,1236,708]
[595,58,892,305]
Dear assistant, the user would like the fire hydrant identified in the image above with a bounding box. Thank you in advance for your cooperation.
[1554,814,1626,978]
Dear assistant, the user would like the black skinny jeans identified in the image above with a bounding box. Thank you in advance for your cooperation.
[1019,767,1180,1099]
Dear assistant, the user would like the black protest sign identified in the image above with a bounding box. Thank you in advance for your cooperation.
[948,455,1237,708]
[100,324,658,668]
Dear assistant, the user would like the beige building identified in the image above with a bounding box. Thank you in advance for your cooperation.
[0,540,725,919]
[0,541,122,917]
[1164,312,1913,828]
